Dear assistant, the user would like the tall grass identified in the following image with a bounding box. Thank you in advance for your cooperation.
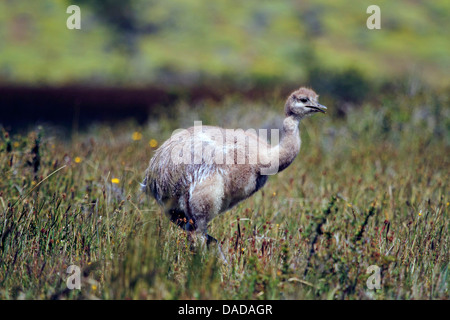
[0,87,448,299]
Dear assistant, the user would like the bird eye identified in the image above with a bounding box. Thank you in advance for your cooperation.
[300,98,308,103]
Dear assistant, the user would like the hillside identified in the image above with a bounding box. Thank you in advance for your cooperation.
[1,0,449,88]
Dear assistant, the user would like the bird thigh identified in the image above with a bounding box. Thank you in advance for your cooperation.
[188,174,224,233]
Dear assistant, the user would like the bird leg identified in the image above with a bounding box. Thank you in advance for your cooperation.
[206,234,218,247]
[167,210,228,263]
[205,232,228,264]
[185,225,228,264]
[185,176,228,263]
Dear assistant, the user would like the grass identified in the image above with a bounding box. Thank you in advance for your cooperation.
[0,86,448,300]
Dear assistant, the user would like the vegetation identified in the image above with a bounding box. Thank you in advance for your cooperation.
[0,85,448,299]
[1,0,449,88]
[0,0,448,301]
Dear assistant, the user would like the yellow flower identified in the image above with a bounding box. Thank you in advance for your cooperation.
[418,211,422,216]
[13,142,19,148]
[31,181,36,186]
[74,157,82,163]
[272,192,276,196]
[149,139,158,148]
[347,203,353,208]
[132,132,142,141]
[111,178,120,184]
[91,284,97,291]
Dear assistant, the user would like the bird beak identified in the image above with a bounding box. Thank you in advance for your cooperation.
[308,104,327,113]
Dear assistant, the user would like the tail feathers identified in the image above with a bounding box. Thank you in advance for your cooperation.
[143,177,164,205]
[142,174,167,205]
[140,177,147,192]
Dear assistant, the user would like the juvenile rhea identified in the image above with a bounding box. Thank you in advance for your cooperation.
[142,87,326,250]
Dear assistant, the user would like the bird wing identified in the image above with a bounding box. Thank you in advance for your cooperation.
[143,125,272,203]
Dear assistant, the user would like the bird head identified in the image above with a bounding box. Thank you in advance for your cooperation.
[285,87,327,118]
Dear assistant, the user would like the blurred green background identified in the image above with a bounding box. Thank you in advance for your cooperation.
[1,0,449,89]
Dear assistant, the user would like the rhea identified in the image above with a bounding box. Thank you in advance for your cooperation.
[142,87,326,252]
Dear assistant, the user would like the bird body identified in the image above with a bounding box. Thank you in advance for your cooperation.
[143,125,271,231]
[142,87,326,244]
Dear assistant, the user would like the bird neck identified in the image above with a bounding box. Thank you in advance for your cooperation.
[277,115,301,172]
